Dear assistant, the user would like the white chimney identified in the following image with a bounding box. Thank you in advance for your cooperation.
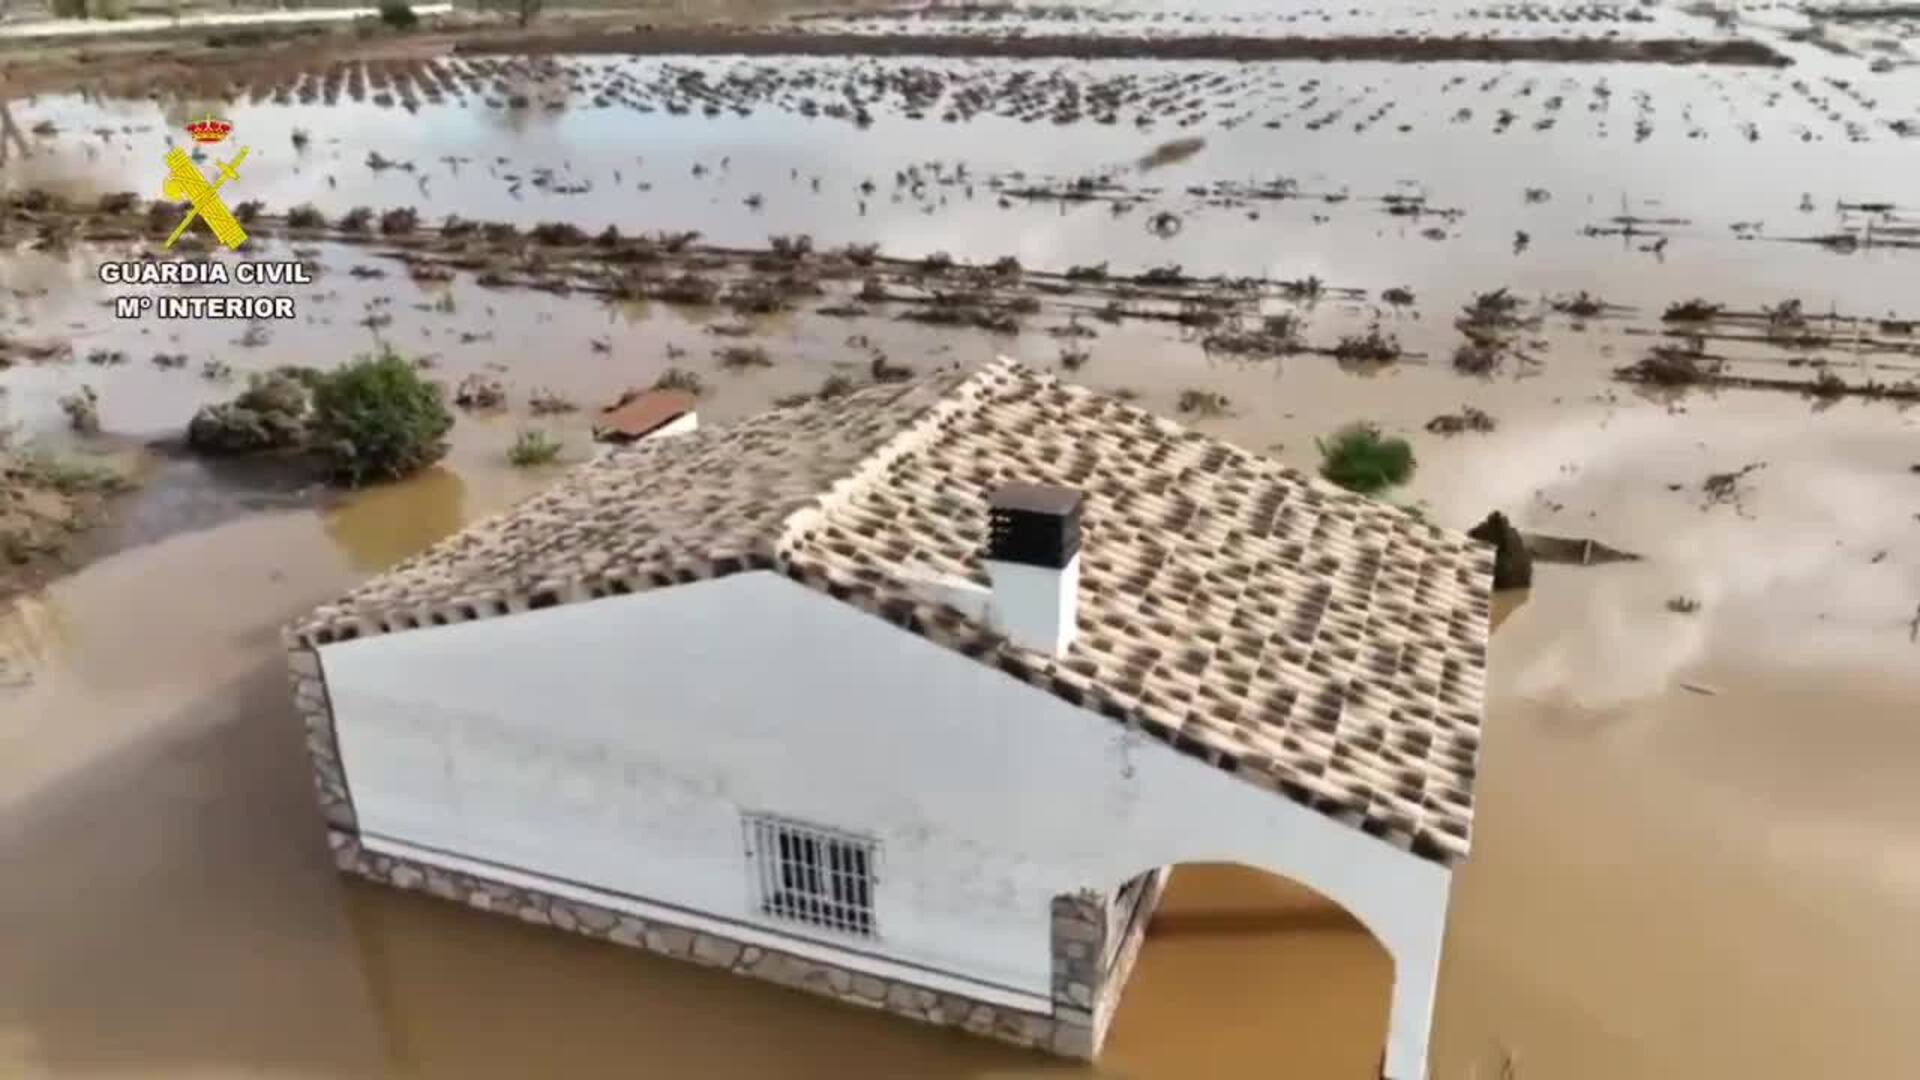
[983,482,1084,656]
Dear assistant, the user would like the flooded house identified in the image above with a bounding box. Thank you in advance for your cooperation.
[282,357,1492,1079]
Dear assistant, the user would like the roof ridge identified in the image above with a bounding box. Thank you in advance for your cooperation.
[774,356,1019,559]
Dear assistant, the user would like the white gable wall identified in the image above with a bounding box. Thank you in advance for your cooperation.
[319,571,1452,1078]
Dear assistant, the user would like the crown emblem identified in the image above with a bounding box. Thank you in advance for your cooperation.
[185,115,233,144]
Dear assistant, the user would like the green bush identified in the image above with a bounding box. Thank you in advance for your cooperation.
[378,0,419,29]
[507,429,563,467]
[309,347,453,485]
[1317,422,1416,495]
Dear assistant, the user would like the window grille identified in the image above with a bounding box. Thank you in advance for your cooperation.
[744,814,878,939]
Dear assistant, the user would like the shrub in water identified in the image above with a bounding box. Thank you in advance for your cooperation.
[309,347,453,485]
[1317,422,1416,495]
[507,429,562,467]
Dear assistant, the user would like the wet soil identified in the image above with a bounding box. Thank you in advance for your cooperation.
[0,442,139,602]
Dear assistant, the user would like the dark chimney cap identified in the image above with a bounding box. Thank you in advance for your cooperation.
[986,483,1083,569]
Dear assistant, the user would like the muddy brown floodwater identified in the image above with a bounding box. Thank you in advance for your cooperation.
[6,336,1920,1080]
[5,0,1920,1076]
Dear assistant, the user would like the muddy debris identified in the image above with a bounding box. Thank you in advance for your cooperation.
[1331,324,1403,365]
[1549,291,1611,318]
[1203,313,1302,358]
[1663,297,1725,322]
[714,344,772,371]
[1177,388,1231,417]
[58,386,100,434]
[1426,406,1497,435]
[1702,462,1766,510]
[454,373,507,410]
[652,367,707,396]
[1616,345,1723,386]
[1138,136,1206,171]
[1460,287,1527,330]
[528,388,578,415]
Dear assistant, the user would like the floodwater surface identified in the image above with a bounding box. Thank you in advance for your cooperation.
[5,346,1918,1079]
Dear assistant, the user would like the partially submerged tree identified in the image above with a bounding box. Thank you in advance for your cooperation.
[309,347,453,485]
[1317,422,1416,496]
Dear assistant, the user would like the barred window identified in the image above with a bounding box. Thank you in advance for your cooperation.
[744,814,877,939]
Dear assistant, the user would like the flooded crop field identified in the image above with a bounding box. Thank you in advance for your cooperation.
[4,0,1920,1078]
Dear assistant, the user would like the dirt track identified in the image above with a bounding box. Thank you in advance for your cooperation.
[453,28,1795,67]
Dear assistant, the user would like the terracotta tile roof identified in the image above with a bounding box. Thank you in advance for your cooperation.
[594,388,697,441]
[291,358,1492,867]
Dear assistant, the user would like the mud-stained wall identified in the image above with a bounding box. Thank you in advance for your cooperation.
[310,570,1453,1077]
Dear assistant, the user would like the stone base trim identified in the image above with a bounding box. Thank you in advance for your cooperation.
[287,645,357,833]
[328,829,1095,1058]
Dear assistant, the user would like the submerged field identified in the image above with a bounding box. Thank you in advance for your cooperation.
[3,2,1920,1079]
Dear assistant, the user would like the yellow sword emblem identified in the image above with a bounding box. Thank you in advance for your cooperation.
[161,145,250,250]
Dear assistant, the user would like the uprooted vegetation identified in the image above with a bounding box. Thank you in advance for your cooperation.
[1426,406,1497,435]
[1202,312,1303,358]
[1549,291,1609,318]
[1452,337,1507,376]
[1701,462,1766,512]
[1177,389,1232,417]
[652,367,708,396]
[1459,287,1527,331]
[715,344,773,371]
[1662,297,1724,322]
[454,373,507,410]
[1331,323,1403,365]
[1614,343,1724,386]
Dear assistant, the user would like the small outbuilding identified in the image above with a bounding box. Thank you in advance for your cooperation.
[591,386,698,444]
[285,357,1493,1078]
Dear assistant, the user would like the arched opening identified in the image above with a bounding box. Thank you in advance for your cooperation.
[1053,862,1396,1080]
